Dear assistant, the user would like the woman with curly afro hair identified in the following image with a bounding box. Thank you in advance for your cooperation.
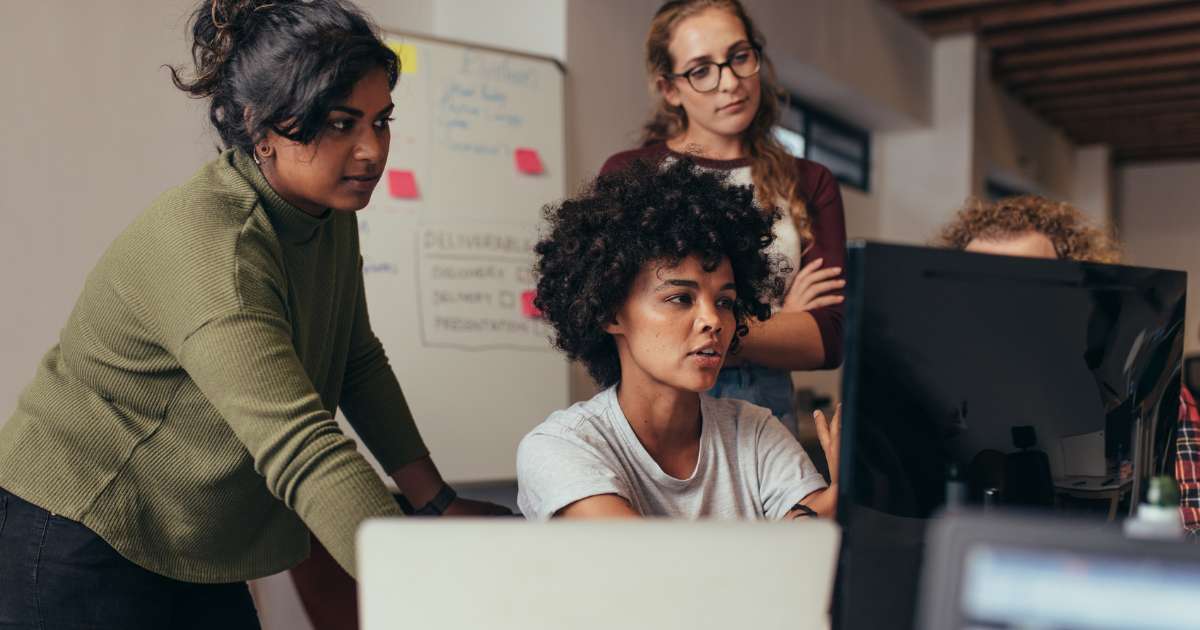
[936,195,1120,263]
[517,158,840,520]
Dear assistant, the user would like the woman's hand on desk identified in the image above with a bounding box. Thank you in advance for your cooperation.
[389,456,512,516]
[443,497,513,517]
[780,258,844,313]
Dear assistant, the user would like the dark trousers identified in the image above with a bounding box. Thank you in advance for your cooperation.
[0,487,261,630]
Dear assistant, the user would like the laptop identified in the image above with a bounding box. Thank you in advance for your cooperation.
[917,510,1200,630]
[358,519,841,630]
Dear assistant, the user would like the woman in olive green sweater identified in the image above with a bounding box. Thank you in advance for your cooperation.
[0,1,503,627]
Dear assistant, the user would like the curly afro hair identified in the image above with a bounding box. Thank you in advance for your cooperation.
[937,195,1121,263]
[534,157,788,387]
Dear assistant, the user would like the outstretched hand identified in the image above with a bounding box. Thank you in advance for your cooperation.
[813,404,842,487]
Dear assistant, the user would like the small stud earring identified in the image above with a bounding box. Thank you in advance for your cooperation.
[254,143,273,165]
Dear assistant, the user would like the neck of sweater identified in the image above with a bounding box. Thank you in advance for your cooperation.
[229,148,333,244]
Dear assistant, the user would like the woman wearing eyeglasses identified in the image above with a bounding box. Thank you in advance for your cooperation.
[600,0,847,440]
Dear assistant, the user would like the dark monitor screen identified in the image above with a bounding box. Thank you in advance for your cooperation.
[834,242,1186,630]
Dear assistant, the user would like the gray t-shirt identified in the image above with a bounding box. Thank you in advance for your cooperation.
[516,386,827,520]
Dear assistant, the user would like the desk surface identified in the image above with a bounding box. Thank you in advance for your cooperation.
[1053,475,1132,492]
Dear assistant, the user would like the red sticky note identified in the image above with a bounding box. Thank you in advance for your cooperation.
[521,290,542,319]
[387,169,419,199]
[514,148,544,175]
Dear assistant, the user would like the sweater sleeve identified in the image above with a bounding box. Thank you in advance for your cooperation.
[178,308,403,578]
[337,263,430,473]
[800,162,848,369]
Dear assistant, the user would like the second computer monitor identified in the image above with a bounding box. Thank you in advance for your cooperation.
[834,242,1186,630]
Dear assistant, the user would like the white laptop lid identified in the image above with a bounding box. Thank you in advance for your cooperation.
[358,519,840,630]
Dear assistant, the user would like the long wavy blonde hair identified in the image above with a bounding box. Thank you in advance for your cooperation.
[642,0,811,245]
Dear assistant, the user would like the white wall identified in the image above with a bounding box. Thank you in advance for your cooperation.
[1071,145,1113,225]
[874,34,977,245]
[432,0,566,61]
[1117,161,1200,354]
[0,0,213,422]
[746,0,932,132]
[973,48,1076,203]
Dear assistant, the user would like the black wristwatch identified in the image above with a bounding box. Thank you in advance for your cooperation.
[791,502,819,519]
[412,483,458,516]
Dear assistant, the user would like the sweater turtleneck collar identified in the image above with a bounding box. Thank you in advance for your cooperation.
[228,148,333,243]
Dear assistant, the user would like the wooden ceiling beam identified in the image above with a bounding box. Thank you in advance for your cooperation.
[984,3,1200,50]
[1037,97,1200,122]
[1060,114,1200,137]
[1111,138,1200,150]
[1065,127,1200,145]
[995,28,1200,70]
[1014,66,1200,98]
[1041,98,1200,124]
[919,0,1185,37]
[1108,141,1200,156]
[1001,47,1200,85]
[1116,143,1200,154]
[1115,147,1200,162]
[1061,113,1200,134]
[891,0,1011,16]
[1067,130,1200,145]
[1028,83,1200,111]
[1062,111,1200,128]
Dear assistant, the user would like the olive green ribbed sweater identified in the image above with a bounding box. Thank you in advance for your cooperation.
[0,148,425,582]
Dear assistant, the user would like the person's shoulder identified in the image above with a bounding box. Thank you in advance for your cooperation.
[163,151,259,218]
[599,143,670,176]
[134,152,263,254]
[105,153,255,268]
[121,152,287,313]
[520,388,618,447]
[701,393,775,433]
[789,157,836,193]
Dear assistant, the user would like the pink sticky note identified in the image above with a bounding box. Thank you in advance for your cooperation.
[387,169,419,199]
[521,290,542,319]
[514,148,544,175]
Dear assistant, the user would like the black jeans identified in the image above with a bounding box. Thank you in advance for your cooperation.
[0,487,261,630]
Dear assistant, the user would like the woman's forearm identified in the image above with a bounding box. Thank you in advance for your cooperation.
[389,455,445,508]
[796,484,838,518]
[729,311,827,371]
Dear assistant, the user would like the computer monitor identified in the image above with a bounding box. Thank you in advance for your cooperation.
[834,242,1186,630]
[917,510,1200,630]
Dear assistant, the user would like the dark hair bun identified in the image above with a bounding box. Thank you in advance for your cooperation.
[171,0,272,100]
[168,0,399,154]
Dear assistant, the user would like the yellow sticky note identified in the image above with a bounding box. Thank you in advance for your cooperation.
[387,42,419,75]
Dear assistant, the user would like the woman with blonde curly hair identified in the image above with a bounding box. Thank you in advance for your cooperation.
[600,0,848,440]
[936,195,1120,263]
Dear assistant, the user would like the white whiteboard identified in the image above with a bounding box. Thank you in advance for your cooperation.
[343,32,567,482]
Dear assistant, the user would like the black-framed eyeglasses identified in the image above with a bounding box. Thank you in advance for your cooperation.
[665,46,761,93]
